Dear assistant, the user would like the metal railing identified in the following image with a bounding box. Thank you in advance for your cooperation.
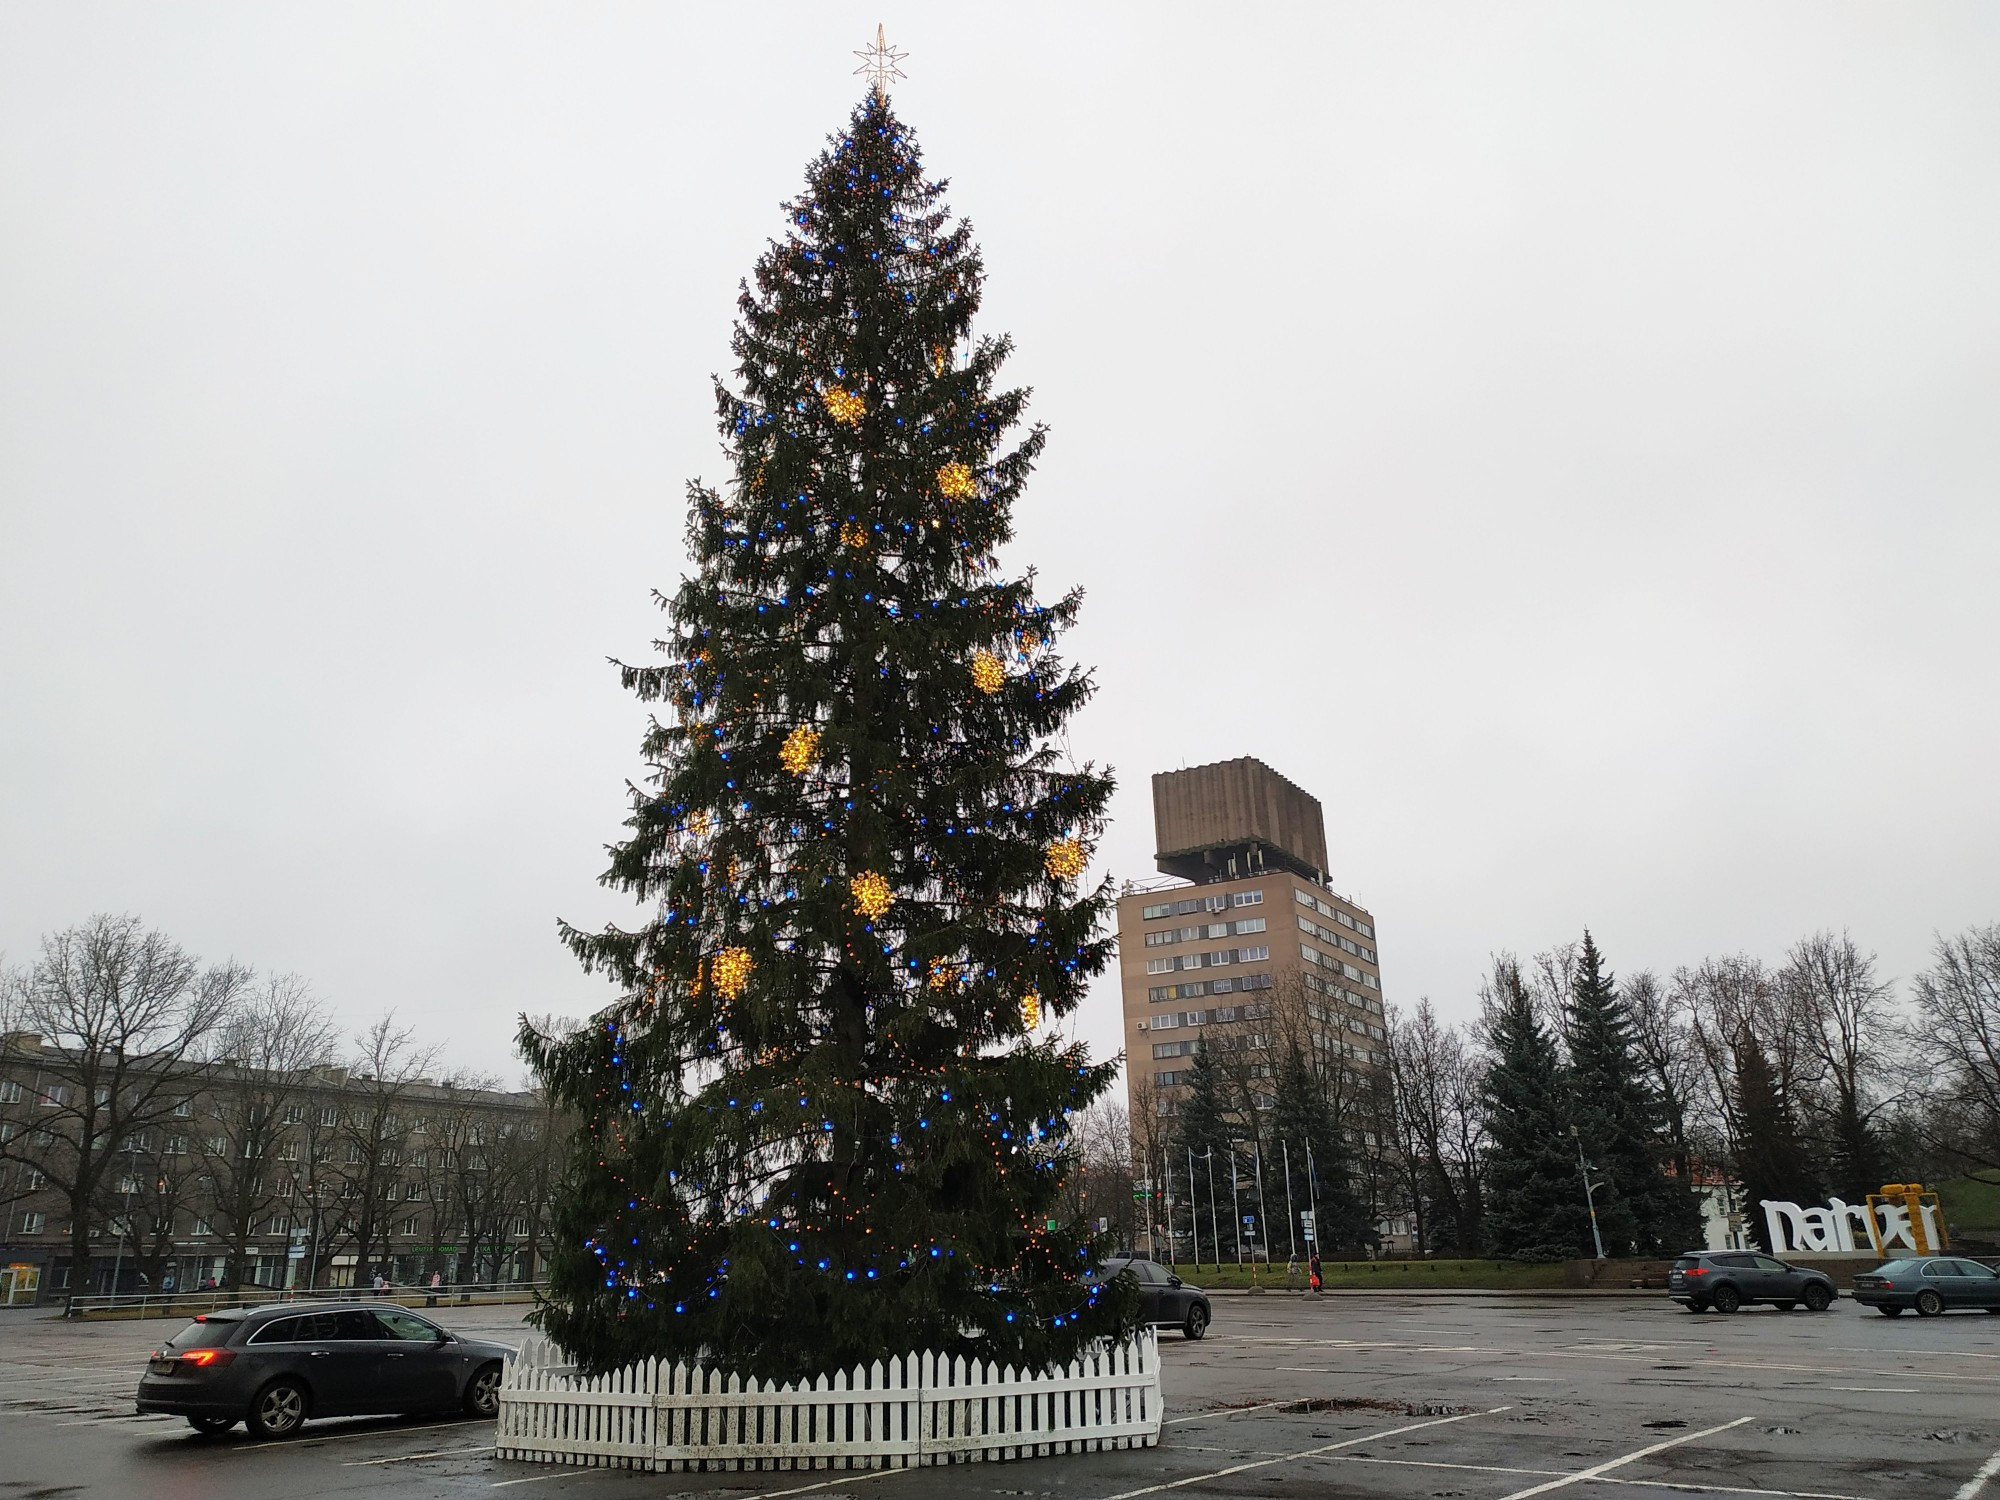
[62,1279,549,1319]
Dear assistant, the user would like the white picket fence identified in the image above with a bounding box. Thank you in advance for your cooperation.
[495,1328,1161,1471]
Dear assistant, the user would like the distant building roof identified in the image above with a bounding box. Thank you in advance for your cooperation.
[1151,757,1329,884]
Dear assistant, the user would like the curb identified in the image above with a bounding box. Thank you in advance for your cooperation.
[1199,1286,1658,1299]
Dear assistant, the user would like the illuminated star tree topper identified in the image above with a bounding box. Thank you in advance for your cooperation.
[852,23,908,103]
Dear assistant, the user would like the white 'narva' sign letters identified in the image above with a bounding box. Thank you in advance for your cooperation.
[1760,1197,1942,1256]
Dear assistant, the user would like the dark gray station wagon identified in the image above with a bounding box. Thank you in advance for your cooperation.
[135,1303,515,1437]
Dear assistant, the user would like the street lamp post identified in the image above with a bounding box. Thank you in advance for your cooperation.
[1571,1126,1607,1261]
[305,1182,325,1291]
[108,1142,138,1300]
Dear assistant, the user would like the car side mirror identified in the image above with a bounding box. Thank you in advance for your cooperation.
[1167,1275,1183,1288]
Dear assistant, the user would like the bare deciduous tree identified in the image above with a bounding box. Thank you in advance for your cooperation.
[0,915,247,1296]
[1911,923,2000,1172]
[1622,969,1705,1182]
[1387,998,1486,1254]
[1779,930,1897,1195]
[329,1014,440,1282]
[202,974,339,1288]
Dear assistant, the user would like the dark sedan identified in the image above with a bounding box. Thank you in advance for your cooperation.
[135,1302,515,1437]
[1852,1257,2000,1317]
[1102,1257,1211,1340]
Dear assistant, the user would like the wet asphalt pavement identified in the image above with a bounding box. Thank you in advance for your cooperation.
[2,1290,1996,1500]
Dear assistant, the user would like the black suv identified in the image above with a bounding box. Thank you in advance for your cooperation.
[135,1302,515,1437]
[1101,1257,1212,1339]
[1668,1250,1836,1314]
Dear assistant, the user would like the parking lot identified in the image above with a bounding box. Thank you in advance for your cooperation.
[1,1292,1995,1500]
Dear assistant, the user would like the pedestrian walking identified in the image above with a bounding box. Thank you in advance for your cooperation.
[1286,1254,1300,1290]
[427,1269,442,1307]
[1308,1251,1323,1294]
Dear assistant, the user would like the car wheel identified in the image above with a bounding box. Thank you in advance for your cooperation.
[1684,1301,1709,1314]
[187,1415,236,1435]
[246,1379,309,1439]
[1712,1285,1741,1314]
[1183,1303,1209,1341]
[1802,1284,1833,1312]
[1775,1301,1796,1312]
[1878,1305,1903,1317]
[464,1361,504,1418]
[1916,1289,1945,1317]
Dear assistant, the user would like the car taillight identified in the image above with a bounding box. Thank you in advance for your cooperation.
[1683,1267,1706,1276]
[177,1349,236,1368]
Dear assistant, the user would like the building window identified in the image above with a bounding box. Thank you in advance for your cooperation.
[39,1084,68,1108]
[21,1212,44,1234]
[192,1219,212,1238]
[1144,945,1269,975]
[319,1107,339,1128]
[1153,1071,1182,1088]
[400,1216,419,1237]
[277,1141,298,1161]
[345,1143,363,1164]
[283,1104,305,1124]
[513,1216,529,1236]
[1151,1041,1199,1059]
[1147,973,1271,1004]
[405,1182,423,1201]
[0,1080,22,1104]
[173,1099,193,1117]
[278,1178,294,1198]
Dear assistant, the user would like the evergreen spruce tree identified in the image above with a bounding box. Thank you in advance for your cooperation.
[522,91,1137,1379]
[1565,932,1703,1255]
[1270,1046,1368,1256]
[1732,1029,1822,1253]
[1172,1047,1231,1265]
[1481,962,1595,1260]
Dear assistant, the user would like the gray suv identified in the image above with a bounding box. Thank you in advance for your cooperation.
[1668,1250,1836,1314]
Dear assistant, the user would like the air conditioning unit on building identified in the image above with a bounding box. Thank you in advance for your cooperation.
[1135,1021,1147,1031]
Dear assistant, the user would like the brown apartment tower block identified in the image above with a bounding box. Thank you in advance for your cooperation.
[1116,757,1387,1138]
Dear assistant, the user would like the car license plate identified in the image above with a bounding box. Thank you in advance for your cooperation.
[148,1358,176,1375]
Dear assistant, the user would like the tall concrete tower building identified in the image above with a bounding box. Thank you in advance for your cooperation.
[1116,757,1387,1130]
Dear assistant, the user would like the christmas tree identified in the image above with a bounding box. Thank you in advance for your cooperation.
[522,87,1137,1380]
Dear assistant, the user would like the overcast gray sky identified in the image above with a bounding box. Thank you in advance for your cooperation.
[4,4,1997,1083]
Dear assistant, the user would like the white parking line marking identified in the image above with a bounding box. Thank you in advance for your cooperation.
[234,1418,475,1451]
[1328,1453,1878,1500]
[1822,1385,1917,1393]
[1164,1399,1291,1424]
[1493,1415,1754,1500]
[344,1443,492,1466]
[1953,1445,2000,1500]
[1091,1404,1511,1500]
